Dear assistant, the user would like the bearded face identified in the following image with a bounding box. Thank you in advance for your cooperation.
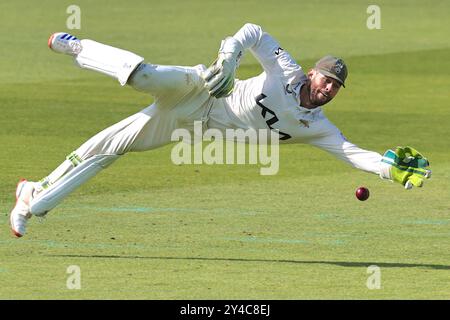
[308,70,341,107]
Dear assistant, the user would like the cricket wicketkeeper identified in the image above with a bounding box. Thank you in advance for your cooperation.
[10,23,431,237]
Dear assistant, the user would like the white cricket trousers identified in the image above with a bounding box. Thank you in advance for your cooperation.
[76,63,211,157]
[30,62,214,215]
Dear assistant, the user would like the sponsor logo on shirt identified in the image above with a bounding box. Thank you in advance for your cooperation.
[255,93,292,140]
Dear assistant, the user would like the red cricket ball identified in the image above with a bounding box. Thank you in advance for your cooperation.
[355,187,370,201]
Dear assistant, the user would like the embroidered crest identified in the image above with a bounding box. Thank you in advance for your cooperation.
[299,119,310,128]
[334,60,344,74]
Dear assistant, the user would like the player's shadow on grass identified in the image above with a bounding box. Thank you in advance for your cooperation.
[49,254,450,270]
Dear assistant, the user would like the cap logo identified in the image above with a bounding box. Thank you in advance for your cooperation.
[334,60,344,74]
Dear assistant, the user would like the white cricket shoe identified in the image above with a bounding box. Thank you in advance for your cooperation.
[48,32,83,56]
[10,179,35,238]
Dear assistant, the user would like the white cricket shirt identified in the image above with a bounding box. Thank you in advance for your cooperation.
[208,23,383,175]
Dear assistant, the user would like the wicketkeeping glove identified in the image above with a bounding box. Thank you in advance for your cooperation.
[202,37,243,98]
[379,146,431,189]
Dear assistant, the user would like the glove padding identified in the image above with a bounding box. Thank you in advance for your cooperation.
[202,37,243,98]
[380,146,431,189]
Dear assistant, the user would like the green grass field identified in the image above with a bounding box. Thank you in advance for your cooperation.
[1,0,449,299]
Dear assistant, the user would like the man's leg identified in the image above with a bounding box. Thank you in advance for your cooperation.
[11,33,208,237]
[29,109,153,216]
[10,32,208,237]
[49,32,143,86]
[10,103,176,237]
[48,32,205,95]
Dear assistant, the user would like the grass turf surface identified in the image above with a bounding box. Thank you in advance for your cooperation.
[0,0,449,299]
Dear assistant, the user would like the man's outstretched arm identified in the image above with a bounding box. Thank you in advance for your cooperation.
[308,124,431,189]
[203,23,301,98]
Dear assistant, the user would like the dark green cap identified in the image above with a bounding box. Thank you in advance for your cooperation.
[315,55,347,87]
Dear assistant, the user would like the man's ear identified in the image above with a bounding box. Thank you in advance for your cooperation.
[307,68,316,80]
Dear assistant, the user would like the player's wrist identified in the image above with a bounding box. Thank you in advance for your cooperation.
[378,160,393,181]
[219,37,243,66]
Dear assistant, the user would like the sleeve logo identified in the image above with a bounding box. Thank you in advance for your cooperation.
[274,47,284,55]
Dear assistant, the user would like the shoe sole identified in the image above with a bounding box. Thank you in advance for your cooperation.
[10,179,27,237]
[48,33,56,49]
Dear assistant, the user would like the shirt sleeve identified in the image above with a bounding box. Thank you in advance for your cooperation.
[307,120,383,175]
[232,23,301,77]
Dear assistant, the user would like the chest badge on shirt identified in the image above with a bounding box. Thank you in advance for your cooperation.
[299,119,310,128]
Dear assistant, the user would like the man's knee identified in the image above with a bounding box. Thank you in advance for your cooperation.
[128,63,153,92]
[128,63,205,96]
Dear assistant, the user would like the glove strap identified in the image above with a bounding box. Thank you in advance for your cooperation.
[379,149,396,180]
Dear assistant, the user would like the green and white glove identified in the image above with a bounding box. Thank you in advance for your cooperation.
[202,37,243,98]
[380,146,431,189]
